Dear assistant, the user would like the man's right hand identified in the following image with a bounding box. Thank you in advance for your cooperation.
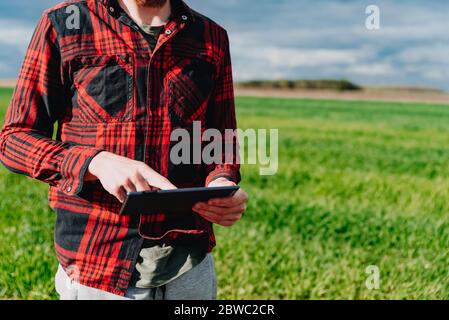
[86,151,176,203]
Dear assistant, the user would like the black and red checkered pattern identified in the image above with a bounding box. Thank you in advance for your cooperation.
[0,0,240,296]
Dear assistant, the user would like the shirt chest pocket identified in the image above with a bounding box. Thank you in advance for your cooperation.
[166,57,216,127]
[70,54,135,123]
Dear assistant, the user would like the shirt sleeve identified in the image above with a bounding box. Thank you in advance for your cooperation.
[204,31,241,186]
[0,12,105,196]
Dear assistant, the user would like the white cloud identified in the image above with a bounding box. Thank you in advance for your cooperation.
[396,44,449,65]
[0,19,33,49]
[234,46,367,68]
[346,63,395,77]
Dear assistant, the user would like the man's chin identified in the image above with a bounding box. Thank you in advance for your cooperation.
[135,0,168,8]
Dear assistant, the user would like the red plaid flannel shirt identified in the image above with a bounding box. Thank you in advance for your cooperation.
[0,0,240,296]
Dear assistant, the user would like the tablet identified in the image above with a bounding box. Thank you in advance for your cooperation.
[119,186,240,215]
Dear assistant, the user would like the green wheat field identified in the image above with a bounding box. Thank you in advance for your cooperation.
[0,86,448,299]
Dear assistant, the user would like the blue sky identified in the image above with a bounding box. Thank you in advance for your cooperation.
[1,0,448,91]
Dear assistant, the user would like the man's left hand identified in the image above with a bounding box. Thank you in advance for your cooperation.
[192,177,248,227]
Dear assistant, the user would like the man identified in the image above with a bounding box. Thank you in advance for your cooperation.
[0,0,247,300]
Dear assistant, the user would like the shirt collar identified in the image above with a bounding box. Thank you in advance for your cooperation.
[101,0,195,24]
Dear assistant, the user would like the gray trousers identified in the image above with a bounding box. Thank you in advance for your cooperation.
[55,253,217,300]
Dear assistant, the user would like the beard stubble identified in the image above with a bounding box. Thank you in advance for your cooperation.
[135,0,168,8]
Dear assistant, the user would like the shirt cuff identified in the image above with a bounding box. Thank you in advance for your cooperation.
[59,146,105,196]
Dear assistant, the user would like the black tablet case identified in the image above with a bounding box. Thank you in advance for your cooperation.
[119,186,240,215]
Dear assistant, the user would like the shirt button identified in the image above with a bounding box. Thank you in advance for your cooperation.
[109,7,115,13]
[181,15,188,21]
[165,29,172,35]
[66,186,72,192]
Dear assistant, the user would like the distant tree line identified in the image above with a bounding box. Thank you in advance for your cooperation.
[237,79,362,91]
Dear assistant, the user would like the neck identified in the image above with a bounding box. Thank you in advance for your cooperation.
[118,0,171,26]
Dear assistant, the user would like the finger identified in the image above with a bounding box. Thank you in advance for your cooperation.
[155,178,177,190]
[218,220,238,227]
[196,210,241,227]
[142,169,177,190]
[206,196,235,208]
[217,213,244,226]
[192,206,222,220]
[192,202,207,211]
[122,178,137,193]
[208,179,236,187]
[111,186,127,203]
[193,209,222,224]
[209,189,248,207]
[207,195,242,208]
[194,203,245,215]
[194,208,242,224]
[132,173,152,192]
